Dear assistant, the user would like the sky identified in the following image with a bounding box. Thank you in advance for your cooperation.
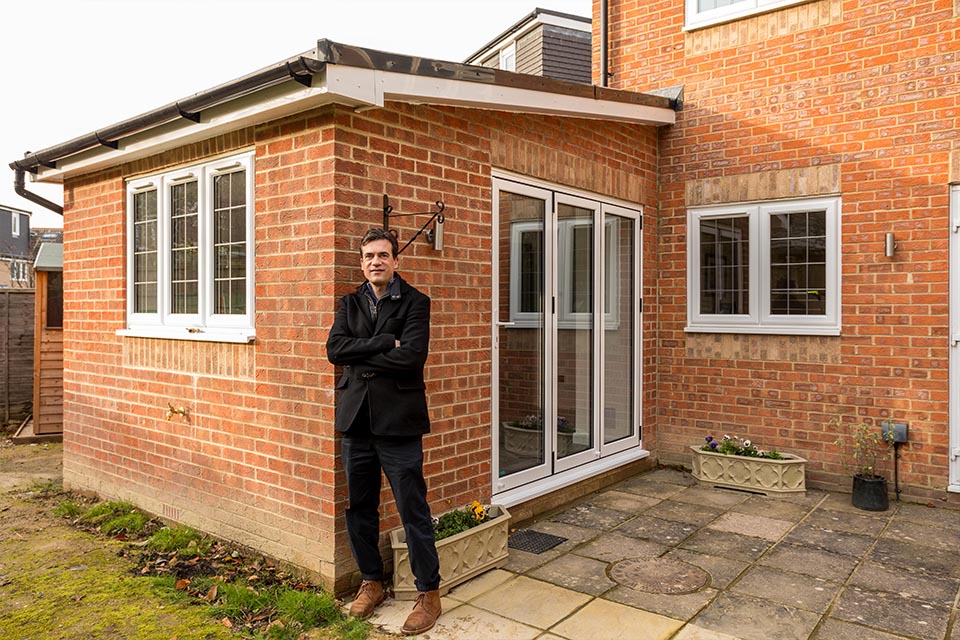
[1,0,592,229]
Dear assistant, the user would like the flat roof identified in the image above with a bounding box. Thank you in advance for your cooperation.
[10,40,676,185]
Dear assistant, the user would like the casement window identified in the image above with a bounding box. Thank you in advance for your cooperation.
[686,196,841,335]
[11,212,20,238]
[686,0,811,30]
[9,261,27,283]
[120,151,255,343]
[499,42,517,72]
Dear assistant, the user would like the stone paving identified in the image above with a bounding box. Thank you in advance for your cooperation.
[367,467,960,639]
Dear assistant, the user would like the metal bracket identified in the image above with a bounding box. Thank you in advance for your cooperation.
[382,194,445,255]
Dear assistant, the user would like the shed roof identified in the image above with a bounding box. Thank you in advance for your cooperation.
[9,40,676,185]
[33,242,63,272]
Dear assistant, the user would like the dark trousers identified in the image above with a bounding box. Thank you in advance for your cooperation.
[342,432,441,592]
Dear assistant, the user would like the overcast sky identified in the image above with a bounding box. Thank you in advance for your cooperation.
[1,0,592,228]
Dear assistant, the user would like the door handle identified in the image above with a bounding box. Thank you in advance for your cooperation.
[496,321,516,327]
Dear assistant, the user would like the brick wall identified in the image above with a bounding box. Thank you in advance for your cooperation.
[603,0,960,499]
[61,99,660,592]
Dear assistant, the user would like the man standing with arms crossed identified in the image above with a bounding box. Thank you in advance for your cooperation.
[326,228,441,635]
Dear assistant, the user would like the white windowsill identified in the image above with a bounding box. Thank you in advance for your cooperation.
[685,325,841,336]
[493,447,651,508]
[116,327,256,344]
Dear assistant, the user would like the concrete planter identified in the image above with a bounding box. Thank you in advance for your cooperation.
[689,445,806,496]
[390,505,511,600]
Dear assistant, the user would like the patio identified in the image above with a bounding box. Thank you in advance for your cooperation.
[370,468,960,639]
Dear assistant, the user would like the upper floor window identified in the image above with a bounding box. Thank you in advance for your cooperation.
[499,42,517,72]
[120,151,255,343]
[11,212,20,237]
[686,196,841,335]
[686,0,811,30]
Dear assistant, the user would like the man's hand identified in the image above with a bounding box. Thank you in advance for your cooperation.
[395,340,401,348]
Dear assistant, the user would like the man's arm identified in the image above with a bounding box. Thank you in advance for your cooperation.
[359,294,430,375]
[326,296,395,366]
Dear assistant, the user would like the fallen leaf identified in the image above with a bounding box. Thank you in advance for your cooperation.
[221,618,233,628]
[203,584,219,602]
[174,578,191,591]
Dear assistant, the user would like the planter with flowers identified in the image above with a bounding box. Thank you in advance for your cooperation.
[502,414,575,457]
[391,501,511,600]
[690,435,806,496]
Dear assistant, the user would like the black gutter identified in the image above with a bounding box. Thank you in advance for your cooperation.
[600,0,609,88]
[9,54,323,215]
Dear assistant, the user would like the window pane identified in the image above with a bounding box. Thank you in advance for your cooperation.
[213,171,247,315]
[46,272,63,328]
[519,231,543,313]
[604,214,635,445]
[133,189,158,314]
[768,210,827,317]
[699,0,747,9]
[699,216,749,314]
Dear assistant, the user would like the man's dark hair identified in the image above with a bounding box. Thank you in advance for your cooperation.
[360,228,399,258]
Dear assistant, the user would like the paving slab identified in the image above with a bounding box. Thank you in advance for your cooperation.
[670,486,753,509]
[446,568,515,603]
[671,625,744,640]
[617,515,699,546]
[420,603,541,640]
[869,536,960,578]
[882,517,960,551]
[640,468,699,486]
[817,492,895,517]
[780,522,876,558]
[616,478,690,500]
[777,488,829,507]
[665,549,750,589]
[756,543,858,582]
[895,502,960,530]
[646,500,724,526]
[550,597,683,640]
[729,496,812,522]
[849,561,960,607]
[831,585,950,640]
[369,596,462,634]
[691,592,820,640]
[504,546,567,574]
[572,531,670,564]
[584,490,661,514]
[810,618,912,640]
[730,565,841,614]
[679,529,772,563]
[604,584,718,621]
[527,553,617,596]
[609,557,709,594]
[804,508,889,536]
[706,512,793,542]
[549,503,637,530]
[469,575,592,629]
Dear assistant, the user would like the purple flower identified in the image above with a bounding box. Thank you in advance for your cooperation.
[705,436,713,443]
[709,441,718,449]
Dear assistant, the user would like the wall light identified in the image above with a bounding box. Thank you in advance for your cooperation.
[884,232,897,258]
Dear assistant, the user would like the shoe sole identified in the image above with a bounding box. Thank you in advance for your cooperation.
[402,622,436,636]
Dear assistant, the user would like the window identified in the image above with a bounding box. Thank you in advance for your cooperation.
[686,0,810,30]
[121,151,255,342]
[10,212,19,237]
[687,196,840,335]
[46,271,63,329]
[499,42,517,72]
[9,261,27,284]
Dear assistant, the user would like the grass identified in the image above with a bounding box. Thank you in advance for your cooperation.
[51,495,370,640]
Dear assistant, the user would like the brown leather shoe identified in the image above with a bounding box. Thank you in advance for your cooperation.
[348,579,386,620]
[401,589,442,635]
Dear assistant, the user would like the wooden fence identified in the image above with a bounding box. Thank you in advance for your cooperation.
[0,289,34,424]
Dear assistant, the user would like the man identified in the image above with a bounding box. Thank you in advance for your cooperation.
[326,228,442,635]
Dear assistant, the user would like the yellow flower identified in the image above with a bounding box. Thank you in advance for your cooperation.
[470,500,487,522]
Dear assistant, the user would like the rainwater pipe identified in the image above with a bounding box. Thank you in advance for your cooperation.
[600,0,609,87]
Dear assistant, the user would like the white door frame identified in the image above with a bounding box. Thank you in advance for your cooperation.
[949,184,960,491]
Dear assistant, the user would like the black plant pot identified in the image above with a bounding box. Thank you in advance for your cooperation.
[851,474,889,511]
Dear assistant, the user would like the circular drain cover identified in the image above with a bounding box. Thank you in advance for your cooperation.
[609,557,709,595]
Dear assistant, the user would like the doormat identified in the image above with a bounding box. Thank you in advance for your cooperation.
[508,529,567,554]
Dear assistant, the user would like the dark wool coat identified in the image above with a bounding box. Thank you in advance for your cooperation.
[326,275,431,436]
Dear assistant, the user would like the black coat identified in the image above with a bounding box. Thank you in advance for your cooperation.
[326,275,431,436]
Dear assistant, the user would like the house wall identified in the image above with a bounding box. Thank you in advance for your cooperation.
[60,100,660,592]
[603,0,960,500]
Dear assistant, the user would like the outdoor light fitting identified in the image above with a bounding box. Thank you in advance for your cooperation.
[885,232,897,258]
[382,194,446,255]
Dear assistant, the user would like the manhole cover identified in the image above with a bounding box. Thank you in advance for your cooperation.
[609,557,709,594]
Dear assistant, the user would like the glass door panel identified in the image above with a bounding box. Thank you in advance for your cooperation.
[604,214,636,445]
[556,201,595,464]
[495,184,551,489]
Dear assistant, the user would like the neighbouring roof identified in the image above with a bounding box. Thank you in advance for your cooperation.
[34,242,63,272]
[9,40,677,186]
[463,7,591,66]
[0,203,31,216]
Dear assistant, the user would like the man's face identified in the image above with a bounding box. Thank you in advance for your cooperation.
[360,238,398,288]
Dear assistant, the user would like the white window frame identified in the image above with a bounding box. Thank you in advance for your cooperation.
[10,211,20,238]
[499,42,517,72]
[685,0,811,31]
[686,196,841,336]
[119,151,256,343]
